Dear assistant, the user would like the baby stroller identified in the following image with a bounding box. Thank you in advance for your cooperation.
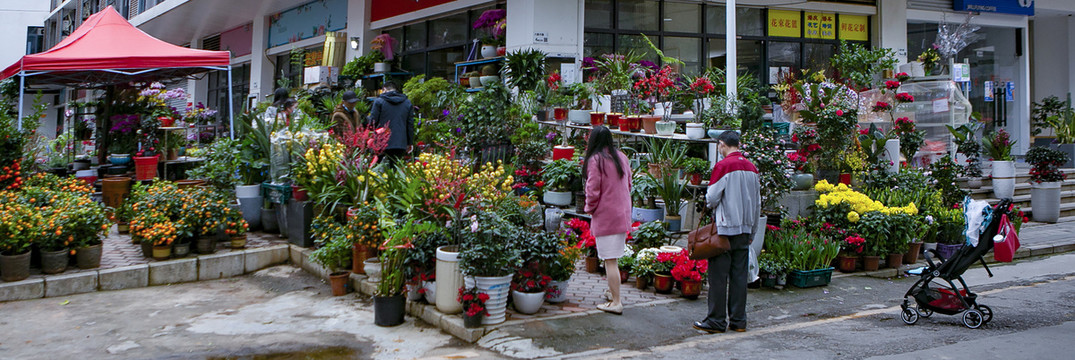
[899,199,1014,329]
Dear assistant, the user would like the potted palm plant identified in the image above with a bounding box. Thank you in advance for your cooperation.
[983,130,1017,199]
[1026,146,1069,223]
[654,170,686,232]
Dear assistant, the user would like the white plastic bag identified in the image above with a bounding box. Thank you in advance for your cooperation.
[747,247,760,283]
[963,198,990,247]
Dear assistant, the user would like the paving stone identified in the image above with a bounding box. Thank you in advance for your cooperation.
[148,258,197,285]
[44,272,98,297]
[244,245,290,273]
[0,277,44,301]
[98,264,149,291]
[198,252,245,280]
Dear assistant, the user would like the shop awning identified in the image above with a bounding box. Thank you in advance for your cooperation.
[0,5,231,85]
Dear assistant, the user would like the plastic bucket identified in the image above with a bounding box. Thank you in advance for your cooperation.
[465,274,513,325]
[133,156,160,181]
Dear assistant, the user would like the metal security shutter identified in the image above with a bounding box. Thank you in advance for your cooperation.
[908,0,954,11]
[202,34,220,51]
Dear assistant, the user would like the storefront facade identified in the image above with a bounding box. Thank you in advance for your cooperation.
[38,0,1075,156]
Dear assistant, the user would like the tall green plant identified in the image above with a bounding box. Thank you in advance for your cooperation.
[503,49,547,92]
[830,40,897,90]
[654,170,686,217]
[378,218,436,296]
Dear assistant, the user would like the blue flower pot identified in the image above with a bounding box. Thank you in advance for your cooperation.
[108,154,132,166]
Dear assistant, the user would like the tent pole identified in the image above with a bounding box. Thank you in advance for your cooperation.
[227,65,235,139]
[16,73,25,131]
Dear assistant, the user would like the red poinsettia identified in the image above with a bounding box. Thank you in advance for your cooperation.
[670,250,707,282]
[885,80,901,90]
[895,92,915,103]
[895,72,910,82]
[872,101,893,112]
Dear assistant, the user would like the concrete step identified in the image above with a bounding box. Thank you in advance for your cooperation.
[969,179,1075,199]
[976,190,1075,209]
[1005,202,1075,219]
[960,168,1075,189]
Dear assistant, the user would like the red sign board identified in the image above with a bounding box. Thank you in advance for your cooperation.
[372,0,456,22]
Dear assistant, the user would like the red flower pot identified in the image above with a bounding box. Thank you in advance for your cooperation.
[690,173,702,186]
[606,113,621,129]
[681,279,702,299]
[837,255,857,273]
[654,273,674,294]
[553,108,568,121]
[590,112,605,126]
[291,184,309,201]
[552,146,575,161]
[839,173,852,185]
[158,116,175,127]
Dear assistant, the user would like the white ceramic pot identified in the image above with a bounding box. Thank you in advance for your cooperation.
[685,123,706,139]
[364,258,382,282]
[373,62,388,73]
[435,246,463,314]
[1031,181,1062,223]
[469,76,482,89]
[423,281,437,305]
[512,290,546,315]
[480,75,500,87]
[884,138,901,173]
[655,120,676,136]
[235,184,261,198]
[991,160,1015,199]
[466,275,513,325]
[545,280,569,303]
[543,190,573,207]
[568,109,591,124]
[659,245,683,253]
[481,45,498,59]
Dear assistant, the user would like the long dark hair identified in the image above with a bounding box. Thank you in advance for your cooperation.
[583,125,626,179]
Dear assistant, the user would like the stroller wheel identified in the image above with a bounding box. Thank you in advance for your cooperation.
[901,307,920,325]
[962,309,985,329]
[918,306,933,318]
[977,305,993,324]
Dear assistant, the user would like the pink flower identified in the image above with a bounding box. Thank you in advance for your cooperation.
[836,109,844,116]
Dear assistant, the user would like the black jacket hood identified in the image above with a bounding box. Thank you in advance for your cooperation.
[380,90,408,105]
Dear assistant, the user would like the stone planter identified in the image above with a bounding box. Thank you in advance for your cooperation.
[435,246,463,314]
[1031,181,1062,223]
[966,177,983,189]
[364,258,382,282]
[991,160,1015,199]
[791,173,814,190]
[75,243,102,269]
[0,251,31,282]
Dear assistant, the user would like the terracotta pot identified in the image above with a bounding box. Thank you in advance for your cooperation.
[654,273,674,294]
[837,255,858,273]
[904,242,923,264]
[329,271,350,296]
[635,276,649,290]
[101,177,131,212]
[886,253,904,269]
[619,267,630,283]
[681,279,702,299]
[690,173,702,186]
[585,256,600,273]
[862,255,880,271]
[641,115,660,134]
[352,244,368,274]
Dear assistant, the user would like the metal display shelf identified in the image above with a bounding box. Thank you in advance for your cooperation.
[536,120,720,144]
[454,56,504,86]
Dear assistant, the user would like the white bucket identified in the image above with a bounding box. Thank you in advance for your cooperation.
[235,184,261,198]
[991,160,1015,199]
[465,274,513,325]
[435,246,463,314]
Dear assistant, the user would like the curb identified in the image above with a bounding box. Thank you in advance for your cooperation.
[844,238,1075,279]
[0,244,290,303]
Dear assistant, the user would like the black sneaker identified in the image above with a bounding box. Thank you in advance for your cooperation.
[693,321,726,334]
[729,324,747,332]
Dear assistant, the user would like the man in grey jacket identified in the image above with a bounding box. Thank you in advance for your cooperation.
[694,131,761,334]
[367,81,415,168]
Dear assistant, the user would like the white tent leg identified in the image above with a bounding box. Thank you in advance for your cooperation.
[16,74,25,130]
[228,65,235,139]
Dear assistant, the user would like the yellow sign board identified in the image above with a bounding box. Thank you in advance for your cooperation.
[767,10,801,38]
[839,15,869,41]
[805,12,836,40]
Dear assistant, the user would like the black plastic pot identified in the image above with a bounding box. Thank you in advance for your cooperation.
[373,294,406,327]
[40,249,69,274]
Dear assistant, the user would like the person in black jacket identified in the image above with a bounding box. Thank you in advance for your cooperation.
[367,81,414,168]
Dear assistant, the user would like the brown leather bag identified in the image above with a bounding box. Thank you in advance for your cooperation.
[688,222,730,260]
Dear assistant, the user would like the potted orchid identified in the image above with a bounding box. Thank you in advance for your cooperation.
[370,33,396,72]
[473,9,506,58]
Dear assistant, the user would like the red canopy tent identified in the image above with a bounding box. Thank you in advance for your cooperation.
[1,5,235,136]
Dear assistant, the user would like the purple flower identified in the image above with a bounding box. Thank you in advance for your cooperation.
[638,60,658,71]
[582,57,596,70]
[442,109,451,117]
[473,9,506,29]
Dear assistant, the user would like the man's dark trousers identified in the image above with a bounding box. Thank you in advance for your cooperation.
[701,233,751,330]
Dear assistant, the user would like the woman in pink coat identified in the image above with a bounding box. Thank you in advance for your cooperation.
[583,126,632,315]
